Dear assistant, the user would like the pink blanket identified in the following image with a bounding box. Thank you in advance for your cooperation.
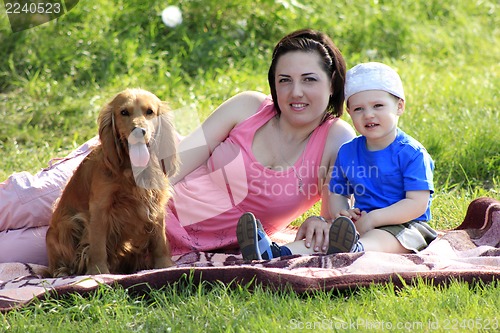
[1,197,499,313]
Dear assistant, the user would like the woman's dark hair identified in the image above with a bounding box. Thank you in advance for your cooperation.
[268,29,346,119]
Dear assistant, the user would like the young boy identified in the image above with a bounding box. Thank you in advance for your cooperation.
[237,62,437,260]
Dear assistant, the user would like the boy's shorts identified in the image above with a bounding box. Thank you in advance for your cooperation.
[378,221,438,252]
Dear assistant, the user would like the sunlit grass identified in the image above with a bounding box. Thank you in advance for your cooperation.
[0,0,499,330]
[3,278,499,332]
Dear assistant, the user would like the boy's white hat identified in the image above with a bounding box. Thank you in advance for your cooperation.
[345,62,405,102]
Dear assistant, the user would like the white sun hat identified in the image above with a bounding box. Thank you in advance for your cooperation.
[345,62,405,102]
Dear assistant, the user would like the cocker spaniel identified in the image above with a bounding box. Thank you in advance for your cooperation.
[46,88,178,277]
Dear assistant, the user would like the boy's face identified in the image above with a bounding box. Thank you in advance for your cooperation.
[347,90,405,150]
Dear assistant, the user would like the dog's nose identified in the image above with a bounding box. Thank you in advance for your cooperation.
[132,127,147,138]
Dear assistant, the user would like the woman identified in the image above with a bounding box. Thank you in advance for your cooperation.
[0,29,355,264]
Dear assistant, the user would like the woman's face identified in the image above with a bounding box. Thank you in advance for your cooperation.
[274,51,332,126]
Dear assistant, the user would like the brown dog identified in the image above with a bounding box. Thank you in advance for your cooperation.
[46,89,178,277]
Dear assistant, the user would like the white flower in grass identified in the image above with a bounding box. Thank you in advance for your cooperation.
[161,6,182,28]
[365,49,378,59]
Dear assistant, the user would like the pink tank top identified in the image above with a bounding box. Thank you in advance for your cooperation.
[166,97,336,255]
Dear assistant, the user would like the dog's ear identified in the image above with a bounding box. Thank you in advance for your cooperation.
[98,100,124,173]
[154,102,179,178]
[158,101,170,116]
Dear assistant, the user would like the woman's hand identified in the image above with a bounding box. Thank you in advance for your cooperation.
[294,216,331,252]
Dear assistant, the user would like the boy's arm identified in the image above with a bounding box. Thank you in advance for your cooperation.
[355,190,431,234]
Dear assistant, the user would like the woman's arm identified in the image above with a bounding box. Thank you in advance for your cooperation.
[170,91,267,184]
[328,193,352,219]
[294,119,356,251]
[319,119,356,219]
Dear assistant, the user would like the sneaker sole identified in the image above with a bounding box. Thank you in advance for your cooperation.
[327,216,357,254]
[236,212,262,260]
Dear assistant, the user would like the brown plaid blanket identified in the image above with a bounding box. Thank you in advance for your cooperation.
[1,197,499,313]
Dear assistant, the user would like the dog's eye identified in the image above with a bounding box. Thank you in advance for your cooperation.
[146,108,154,115]
[120,109,130,116]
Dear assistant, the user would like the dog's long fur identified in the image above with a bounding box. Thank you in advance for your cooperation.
[46,89,178,277]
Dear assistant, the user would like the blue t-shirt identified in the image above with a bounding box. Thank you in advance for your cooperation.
[329,128,434,221]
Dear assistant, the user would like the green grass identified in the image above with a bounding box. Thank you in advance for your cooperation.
[1,0,499,331]
[3,278,500,333]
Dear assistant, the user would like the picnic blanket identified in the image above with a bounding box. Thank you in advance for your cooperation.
[1,197,499,313]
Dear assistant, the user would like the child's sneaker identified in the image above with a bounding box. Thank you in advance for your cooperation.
[236,212,281,260]
[327,216,364,254]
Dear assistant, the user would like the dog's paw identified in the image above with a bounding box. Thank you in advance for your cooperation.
[50,268,71,278]
[154,256,175,269]
[86,264,110,275]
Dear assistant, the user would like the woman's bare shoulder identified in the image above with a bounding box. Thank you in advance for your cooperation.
[323,118,356,156]
[329,118,355,142]
[199,91,268,139]
[227,91,268,117]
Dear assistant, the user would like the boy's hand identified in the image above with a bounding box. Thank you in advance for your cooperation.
[353,211,376,235]
[337,208,362,222]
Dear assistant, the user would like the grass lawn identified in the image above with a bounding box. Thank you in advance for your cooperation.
[1,0,499,331]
